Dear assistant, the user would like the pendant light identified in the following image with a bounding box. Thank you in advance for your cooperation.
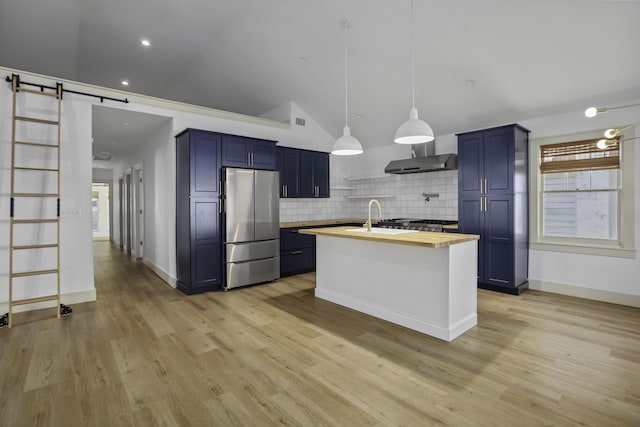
[332,20,363,156]
[394,0,434,144]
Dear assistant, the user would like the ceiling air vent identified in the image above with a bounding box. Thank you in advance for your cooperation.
[93,154,113,161]
[295,117,306,126]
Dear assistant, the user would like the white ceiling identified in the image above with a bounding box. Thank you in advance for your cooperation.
[2,0,640,160]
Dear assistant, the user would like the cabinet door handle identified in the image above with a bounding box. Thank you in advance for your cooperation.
[291,250,303,255]
[480,179,484,194]
[484,178,488,194]
[285,184,288,198]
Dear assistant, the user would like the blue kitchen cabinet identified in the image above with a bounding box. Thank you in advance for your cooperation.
[457,124,529,294]
[276,147,301,197]
[176,129,223,294]
[280,227,316,276]
[276,147,329,198]
[299,150,330,198]
[221,134,277,170]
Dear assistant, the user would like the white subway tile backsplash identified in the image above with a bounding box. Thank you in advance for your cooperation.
[280,171,459,222]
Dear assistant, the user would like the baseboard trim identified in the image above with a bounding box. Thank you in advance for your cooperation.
[0,289,97,314]
[143,258,177,289]
[528,279,640,308]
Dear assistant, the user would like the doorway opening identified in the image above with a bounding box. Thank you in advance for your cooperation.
[92,182,111,241]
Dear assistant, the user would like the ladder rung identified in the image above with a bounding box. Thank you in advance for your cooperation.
[14,166,59,172]
[12,244,58,250]
[14,141,59,148]
[12,193,59,198]
[11,295,59,306]
[11,269,58,278]
[15,116,59,125]
[12,219,58,224]
[16,87,59,98]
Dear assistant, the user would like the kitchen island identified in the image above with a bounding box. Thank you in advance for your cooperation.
[299,226,480,341]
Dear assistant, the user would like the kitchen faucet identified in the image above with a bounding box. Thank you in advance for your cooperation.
[364,199,382,232]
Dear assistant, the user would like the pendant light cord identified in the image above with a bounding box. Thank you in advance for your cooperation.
[410,0,416,109]
[343,20,349,127]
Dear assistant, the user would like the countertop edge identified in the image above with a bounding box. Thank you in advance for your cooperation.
[280,219,367,228]
[299,226,479,248]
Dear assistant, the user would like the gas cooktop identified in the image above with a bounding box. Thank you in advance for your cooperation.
[377,218,457,232]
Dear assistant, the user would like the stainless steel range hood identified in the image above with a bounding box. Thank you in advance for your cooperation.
[384,141,457,174]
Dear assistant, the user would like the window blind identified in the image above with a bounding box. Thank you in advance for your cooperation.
[539,138,620,174]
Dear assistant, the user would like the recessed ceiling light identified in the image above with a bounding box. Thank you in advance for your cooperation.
[141,39,150,47]
[298,56,306,63]
[122,122,129,126]
[465,79,477,87]
[356,114,363,119]
[122,80,129,86]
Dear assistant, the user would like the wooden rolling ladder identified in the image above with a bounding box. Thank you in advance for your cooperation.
[1,74,71,328]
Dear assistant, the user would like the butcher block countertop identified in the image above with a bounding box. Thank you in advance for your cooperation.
[299,226,478,249]
[280,219,367,228]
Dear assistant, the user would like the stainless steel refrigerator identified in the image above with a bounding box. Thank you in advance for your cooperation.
[222,167,280,289]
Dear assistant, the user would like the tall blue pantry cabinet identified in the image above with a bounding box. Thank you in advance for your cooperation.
[176,129,223,294]
[457,124,530,295]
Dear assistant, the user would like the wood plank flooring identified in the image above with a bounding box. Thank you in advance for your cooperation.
[1,241,639,426]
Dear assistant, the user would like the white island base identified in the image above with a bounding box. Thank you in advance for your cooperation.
[313,234,478,342]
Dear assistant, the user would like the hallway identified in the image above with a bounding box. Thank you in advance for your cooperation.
[0,241,639,426]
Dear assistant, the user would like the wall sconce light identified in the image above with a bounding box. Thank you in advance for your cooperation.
[597,136,640,150]
[603,121,640,138]
[584,103,640,118]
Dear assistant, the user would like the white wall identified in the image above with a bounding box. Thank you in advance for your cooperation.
[0,70,96,310]
[519,107,639,301]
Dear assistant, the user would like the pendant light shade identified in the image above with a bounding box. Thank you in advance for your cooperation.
[394,107,434,144]
[333,125,363,155]
[394,0,434,145]
[332,20,363,156]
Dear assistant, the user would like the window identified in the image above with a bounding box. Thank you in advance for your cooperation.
[540,138,620,241]
[531,131,635,257]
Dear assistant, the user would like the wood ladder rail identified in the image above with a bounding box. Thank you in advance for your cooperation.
[4,73,66,328]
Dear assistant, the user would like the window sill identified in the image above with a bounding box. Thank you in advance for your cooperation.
[530,241,636,259]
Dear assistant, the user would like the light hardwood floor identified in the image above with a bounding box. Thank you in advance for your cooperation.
[1,241,639,426]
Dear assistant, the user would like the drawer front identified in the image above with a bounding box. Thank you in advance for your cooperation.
[280,228,316,251]
[226,240,279,263]
[226,256,280,289]
[280,247,315,277]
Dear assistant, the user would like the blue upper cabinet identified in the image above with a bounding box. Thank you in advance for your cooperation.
[299,150,330,198]
[221,134,277,170]
[276,147,301,197]
[457,124,529,295]
[276,147,329,198]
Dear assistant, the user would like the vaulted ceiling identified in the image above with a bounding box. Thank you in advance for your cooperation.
[2,0,639,156]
